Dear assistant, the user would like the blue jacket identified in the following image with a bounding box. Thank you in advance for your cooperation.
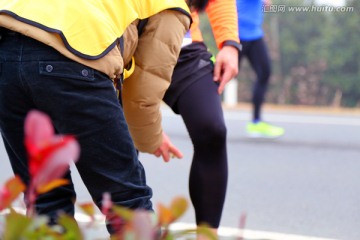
[237,0,264,41]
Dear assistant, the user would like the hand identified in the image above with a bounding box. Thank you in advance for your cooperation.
[153,132,183,162]
[213,46,239,94]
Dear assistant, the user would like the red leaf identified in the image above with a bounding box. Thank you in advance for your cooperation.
[0,176,26,211]
[24,110,54,157]
[24,110,80,193]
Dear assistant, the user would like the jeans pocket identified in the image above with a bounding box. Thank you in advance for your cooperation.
[39,61,95,81]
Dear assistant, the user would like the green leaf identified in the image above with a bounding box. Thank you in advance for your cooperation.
[3,210,32,240]
[57,214,84,240]
[196,225,217,240]
[169,197,188,220]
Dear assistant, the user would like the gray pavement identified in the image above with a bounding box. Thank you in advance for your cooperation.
[142,106,360,240]
[0,106,359,239]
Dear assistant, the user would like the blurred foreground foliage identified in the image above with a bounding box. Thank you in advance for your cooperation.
[0,111,217,240]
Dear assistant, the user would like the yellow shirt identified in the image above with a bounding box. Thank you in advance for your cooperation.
[0,0,190,58]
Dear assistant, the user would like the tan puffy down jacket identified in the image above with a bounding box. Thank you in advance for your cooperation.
[122,11,190,153]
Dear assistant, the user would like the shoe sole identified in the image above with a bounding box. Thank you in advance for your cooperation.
[247,133,284,139]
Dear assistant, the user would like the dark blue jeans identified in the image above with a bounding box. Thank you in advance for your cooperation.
[0,29,153,228]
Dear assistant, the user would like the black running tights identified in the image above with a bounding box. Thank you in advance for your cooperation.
[240,37,271,121]
[175,73,228,228]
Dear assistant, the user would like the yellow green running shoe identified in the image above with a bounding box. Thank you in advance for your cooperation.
[246,121,285,138]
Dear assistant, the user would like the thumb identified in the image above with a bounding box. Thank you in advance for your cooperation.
[218,80,226,95]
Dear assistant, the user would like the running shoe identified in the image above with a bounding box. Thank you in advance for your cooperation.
[246,121,285,138]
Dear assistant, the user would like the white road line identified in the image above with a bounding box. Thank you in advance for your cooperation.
[224,113,360,126]
[74,212,337,240]
[162,109,360,126]
[170,222,337,240]
[1,209,338,240]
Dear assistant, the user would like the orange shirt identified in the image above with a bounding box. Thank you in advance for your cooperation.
[190,0,240,49]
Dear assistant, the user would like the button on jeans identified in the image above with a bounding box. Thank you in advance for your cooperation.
[0,30,153,230]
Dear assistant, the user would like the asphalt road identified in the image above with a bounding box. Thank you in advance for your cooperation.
[0,106,359,239]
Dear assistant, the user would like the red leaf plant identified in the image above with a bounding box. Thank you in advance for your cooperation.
[24,110,80,216]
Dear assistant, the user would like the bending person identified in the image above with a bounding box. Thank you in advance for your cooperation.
[0,0,209,235]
